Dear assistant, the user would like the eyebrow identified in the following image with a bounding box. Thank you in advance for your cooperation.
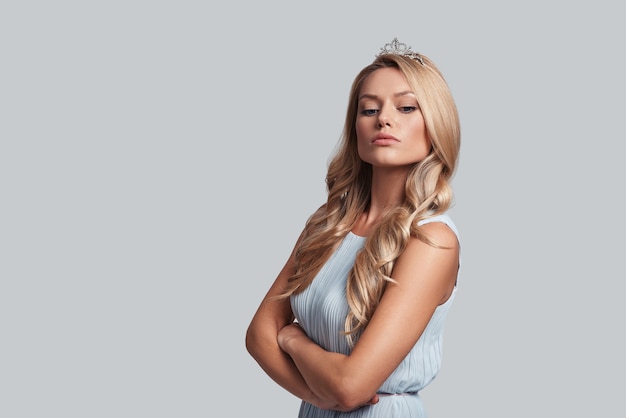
[358,91,416,101]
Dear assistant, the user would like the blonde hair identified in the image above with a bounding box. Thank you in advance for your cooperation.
[281,53,460,346]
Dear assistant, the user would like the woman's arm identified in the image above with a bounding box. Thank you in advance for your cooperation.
[277,222,460,410]
[245,239,324,407]
[246,233,372,410]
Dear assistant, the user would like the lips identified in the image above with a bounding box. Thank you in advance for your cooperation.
[371,133,399,145]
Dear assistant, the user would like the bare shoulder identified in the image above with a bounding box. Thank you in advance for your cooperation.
[415,220,459,249]
[392,221,459,303]
[397,221,459,268]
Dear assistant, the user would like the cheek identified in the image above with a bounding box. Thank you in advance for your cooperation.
[411,119,429,142]
[409,120,431,157]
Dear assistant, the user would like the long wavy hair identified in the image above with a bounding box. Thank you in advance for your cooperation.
[280,53,460,346]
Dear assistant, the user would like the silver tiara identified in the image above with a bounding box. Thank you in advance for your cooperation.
[377,38,424,65]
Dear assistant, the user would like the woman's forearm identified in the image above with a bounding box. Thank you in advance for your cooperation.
[279,325,376,410]
[246,325,320,405]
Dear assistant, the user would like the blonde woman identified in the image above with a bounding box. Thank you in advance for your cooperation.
[246,38,462,417]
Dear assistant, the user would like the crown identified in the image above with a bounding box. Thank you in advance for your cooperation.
[377,37,424,65]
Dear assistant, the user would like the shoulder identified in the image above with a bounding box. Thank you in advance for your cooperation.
[416,213,459,248]
[398,212,460,266]
[391,214,460,303]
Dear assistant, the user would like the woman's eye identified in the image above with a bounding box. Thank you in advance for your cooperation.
[399,106,417,113]
[360,109,378,116]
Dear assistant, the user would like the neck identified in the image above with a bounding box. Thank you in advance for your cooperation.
[369,167,407,213]
[351,167,408,236]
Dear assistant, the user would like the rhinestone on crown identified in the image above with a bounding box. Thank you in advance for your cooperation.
[377,37,425,65]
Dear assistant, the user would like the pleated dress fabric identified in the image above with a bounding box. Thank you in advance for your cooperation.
[290,214,460,418]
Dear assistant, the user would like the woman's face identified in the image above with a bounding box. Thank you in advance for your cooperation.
[355,67,431,169]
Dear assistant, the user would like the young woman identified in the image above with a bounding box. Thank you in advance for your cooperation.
[246,38,462,417]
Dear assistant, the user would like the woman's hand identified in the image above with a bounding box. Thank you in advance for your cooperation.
[277,322,379,411]
[313,393,379,412]
[277,322,306,351]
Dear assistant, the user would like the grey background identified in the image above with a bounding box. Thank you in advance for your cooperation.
[1,0,624,417]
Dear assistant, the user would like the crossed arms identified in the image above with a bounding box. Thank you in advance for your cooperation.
[246,222,459,411]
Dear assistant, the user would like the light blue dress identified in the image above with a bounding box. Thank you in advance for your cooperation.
[290,214,460,417]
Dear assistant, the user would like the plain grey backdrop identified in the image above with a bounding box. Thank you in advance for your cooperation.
[1,0,624,417]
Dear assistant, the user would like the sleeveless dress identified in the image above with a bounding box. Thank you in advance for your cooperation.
[290,214,460,418]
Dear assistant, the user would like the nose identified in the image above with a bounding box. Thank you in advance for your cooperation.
[377,107,393,128]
